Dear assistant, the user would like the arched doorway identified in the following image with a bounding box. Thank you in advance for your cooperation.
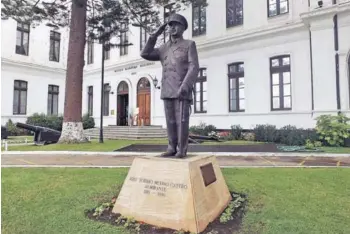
[137,77,151,126]
[117,81,129,126]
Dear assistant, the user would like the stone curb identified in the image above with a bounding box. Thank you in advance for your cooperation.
[1,151,350,157]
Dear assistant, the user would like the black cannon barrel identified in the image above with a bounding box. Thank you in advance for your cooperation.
[16,122,60,133]
[16,122,42,132]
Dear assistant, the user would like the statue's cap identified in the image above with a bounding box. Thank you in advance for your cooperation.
[168,13,188,30]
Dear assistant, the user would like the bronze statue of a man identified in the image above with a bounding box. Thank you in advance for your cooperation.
[140,14,200,158]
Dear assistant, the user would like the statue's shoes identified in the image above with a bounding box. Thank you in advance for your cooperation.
[160,151,176,157]
[175,152,186,158]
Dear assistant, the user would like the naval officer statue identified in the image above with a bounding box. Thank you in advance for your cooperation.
[140,14,200,158]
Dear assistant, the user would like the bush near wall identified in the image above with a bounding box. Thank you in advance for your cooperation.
[252,124,319,146]
[189,113,350,147]
[315,113,350,147]
[24,113,95,131]
[5,119,28,136]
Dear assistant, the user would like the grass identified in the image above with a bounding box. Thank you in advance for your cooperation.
[2,136,350,154]
[2,168,350,234]
[2,138,260,152]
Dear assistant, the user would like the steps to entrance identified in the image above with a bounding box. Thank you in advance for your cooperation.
[83,125,167,140]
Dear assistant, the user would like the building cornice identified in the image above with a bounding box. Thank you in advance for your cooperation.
[300,2,350,23]
[196,21,306,52]
[84,21,307,76]
[1,58,66,74]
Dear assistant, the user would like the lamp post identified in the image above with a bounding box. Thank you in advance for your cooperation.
[148,74,160,89]
[99,26,111,143]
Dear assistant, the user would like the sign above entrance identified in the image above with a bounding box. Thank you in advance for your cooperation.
[114,62,155,73]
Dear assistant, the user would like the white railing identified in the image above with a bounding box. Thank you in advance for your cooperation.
[1,138,34,151]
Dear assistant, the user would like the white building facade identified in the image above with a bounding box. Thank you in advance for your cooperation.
[2,0,350,130]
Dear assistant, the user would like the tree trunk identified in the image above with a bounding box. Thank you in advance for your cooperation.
[58,0,89,144]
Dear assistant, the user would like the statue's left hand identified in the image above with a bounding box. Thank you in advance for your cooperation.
[177,85,187,99]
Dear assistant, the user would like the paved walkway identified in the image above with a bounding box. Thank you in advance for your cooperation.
[2,151,350,168]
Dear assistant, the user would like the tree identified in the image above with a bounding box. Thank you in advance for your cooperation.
[1,0,207,143]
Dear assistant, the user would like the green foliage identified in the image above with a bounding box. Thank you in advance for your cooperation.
[253,124,278,143]
[115,216,141,233]
[315,114,350,147]
[242,132,255,141]
[5,119,28,136]
[25,113,95,132]
[82,113,95,129]
[189,122,216,136]
[26,113,63,131]
[1,0,207,47]
[305,139,323,149]
[219,192,246,224]
[92,202,114,217]
[230,124,243,140]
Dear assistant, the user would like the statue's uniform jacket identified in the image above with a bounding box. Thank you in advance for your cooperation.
[140,34,200,155]
[140,35,200,102]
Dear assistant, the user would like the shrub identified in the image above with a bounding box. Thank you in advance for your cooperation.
[277,125,310,146]
[242,132,255,141]
[189,122,216,136]
[315,113,350,146]
[253,124,277,143]
[82,114,95,129]
[26,113,96,132]
[26,113,63,131]
[5,119,28,136]
[230,125,243,140]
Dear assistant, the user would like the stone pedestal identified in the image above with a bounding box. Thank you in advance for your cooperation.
[112,155,232,233]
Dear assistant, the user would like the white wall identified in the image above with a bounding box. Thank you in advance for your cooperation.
[1,63,66,125]
[1,18,69,69]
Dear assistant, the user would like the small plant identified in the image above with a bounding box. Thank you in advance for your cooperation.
[230,124,243,140]
[189,122,216,136]
[92,202,114,217]
[305,139,323,149]
[242,132,255,141]
[82,113,95,129]
[315,113,350,146]
[220,192,246,224]
[116,216,141,233]
[253,124,277,143]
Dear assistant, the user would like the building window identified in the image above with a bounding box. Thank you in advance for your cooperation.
[228,63,245,112]
[88,86,93,116]
[13,80,27,115]
[140,14,150,50]
[120,22,128,56]
[49,31,60,62]
[192,1,206,36]
[226,0,243,27]
[194,68,207,113]
[16,22,30,56]
[47,85,59,115]
[103,83,110,116]
[163,3,175,42]
[87,36,94,64]
[270,55,292,110]
[268,0,289,17]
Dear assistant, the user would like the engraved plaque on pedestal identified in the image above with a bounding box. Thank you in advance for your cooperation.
[112,155,232,233]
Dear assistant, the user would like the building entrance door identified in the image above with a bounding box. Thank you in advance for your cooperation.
[117,81,129,126]
[137,77,151,126]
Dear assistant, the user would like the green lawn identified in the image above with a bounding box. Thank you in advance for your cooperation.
[3,138,261,152]
[2,168,350,234]
[3,137,350,154]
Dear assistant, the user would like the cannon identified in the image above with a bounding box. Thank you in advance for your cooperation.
[15,122,61,145]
